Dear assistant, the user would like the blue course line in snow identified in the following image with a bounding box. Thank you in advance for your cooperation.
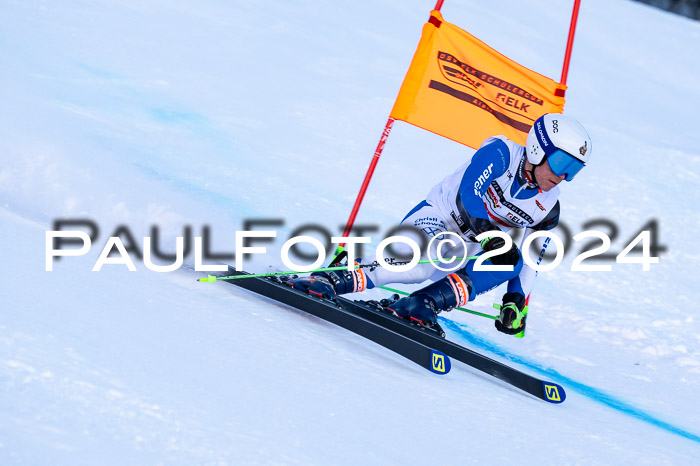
[439,317,700,445]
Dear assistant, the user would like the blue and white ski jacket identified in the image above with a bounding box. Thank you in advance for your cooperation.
[425,136,561,297]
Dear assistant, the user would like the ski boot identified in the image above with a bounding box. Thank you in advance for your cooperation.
[387,273,472,332]
[494,292,527,336]
[285,267,368,300]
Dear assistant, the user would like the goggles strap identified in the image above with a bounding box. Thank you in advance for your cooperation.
[525,162,539,188]
[519,156,539,189]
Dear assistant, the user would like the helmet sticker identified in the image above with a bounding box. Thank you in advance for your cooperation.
[535,118,556,156]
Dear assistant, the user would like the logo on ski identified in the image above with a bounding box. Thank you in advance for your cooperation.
[430,350,451,374]
[542,382,566,403]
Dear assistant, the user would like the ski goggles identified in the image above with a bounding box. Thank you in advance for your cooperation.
[546,149,585,181]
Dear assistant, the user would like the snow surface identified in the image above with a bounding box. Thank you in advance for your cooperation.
[2,0,700,464]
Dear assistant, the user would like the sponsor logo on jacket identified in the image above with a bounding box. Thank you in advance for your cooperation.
[473,163,494,196]
[487,187,501,208]
[491,182,535,224]
[506,212,527,226]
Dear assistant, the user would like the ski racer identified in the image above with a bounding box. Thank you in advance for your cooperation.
[288,113,592,335]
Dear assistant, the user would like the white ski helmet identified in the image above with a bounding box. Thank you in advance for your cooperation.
[525,113,592,181]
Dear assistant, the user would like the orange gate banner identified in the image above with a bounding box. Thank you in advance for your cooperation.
[390,10,567,148]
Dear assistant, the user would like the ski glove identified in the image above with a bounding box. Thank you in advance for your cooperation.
[495,292,527,335]
[480,236,520,267]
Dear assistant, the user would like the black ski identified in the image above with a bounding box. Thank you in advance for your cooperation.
[216,267,564,403]
[337,295,565,403]
[216,267,451,375]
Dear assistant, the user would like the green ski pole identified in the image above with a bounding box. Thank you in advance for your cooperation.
[378,286,498,320]
[198,256,479,283]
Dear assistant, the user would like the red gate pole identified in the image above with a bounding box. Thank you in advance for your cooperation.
[560,0,581,86]
[339,117,395,240]
[338,0,446,247]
